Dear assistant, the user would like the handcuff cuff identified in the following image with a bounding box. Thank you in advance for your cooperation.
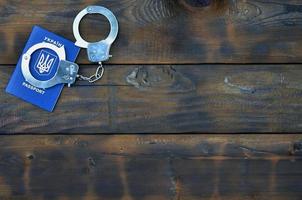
[21,6,119,89]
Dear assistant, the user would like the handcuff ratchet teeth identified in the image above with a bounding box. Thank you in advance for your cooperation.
[21,42,79,89]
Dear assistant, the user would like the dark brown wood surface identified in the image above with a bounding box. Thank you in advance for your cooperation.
[1,0,302,133]
[2,64,302,133]
[1,0,302,199]
[0,135,301,200]
[1,0,302,64]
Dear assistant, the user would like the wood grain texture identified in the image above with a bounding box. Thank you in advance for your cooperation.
[2,64,302,133]
[0,135,301,200]
[1,0,302,64]
[1,1,302,199]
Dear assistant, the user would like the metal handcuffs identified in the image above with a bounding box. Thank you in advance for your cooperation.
[73,6,118,62]
[21,42,79,89]
[21,5,118,89]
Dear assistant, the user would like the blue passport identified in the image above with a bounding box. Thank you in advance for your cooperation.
[6,26,80,112]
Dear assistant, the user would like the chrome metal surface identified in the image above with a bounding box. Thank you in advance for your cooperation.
[21,42,79,89]
[77,62,104,83]
[73,5,119,62]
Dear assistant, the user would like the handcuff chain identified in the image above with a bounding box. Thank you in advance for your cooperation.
[77,62,104,83]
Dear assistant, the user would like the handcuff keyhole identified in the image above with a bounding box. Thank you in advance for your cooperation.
[80,14,110,43]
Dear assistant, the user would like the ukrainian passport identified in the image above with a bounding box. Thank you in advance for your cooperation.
[6,26,80,112]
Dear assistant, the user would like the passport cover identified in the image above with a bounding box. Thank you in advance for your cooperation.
[6,26,80,112]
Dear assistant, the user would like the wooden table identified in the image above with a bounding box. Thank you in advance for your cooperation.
[1,0,302,199]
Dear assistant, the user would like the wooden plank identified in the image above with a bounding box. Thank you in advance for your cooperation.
[0,135,301,200]
[1,0,302,64]
[2,64,302,133]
